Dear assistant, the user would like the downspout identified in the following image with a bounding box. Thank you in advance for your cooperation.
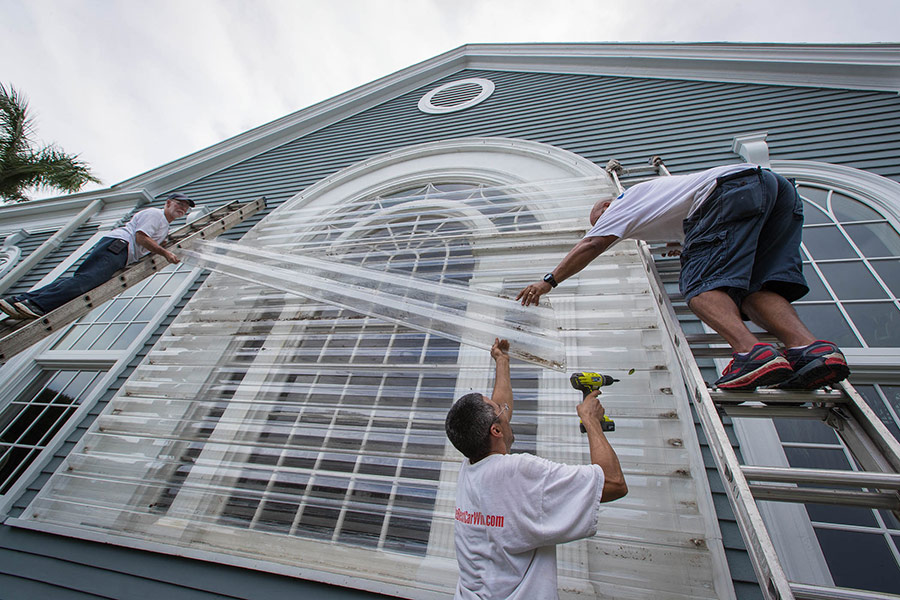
[0,197,105,295]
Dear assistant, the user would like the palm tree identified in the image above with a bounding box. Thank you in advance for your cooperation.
[0,83,100,203]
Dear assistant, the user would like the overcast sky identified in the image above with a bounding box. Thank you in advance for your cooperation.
[1,0,898,200]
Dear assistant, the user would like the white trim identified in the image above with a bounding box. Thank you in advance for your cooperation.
[771,159,900,231]
[418,78,495,114]
[732,132,771,168]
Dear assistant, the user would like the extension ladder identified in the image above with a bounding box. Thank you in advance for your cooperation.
[608,157,900,600]
[0,196,266,363]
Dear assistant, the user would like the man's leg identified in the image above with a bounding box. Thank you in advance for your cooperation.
[688,288,793,390]
[741,290,815,348]
[14,239,126,315]
[688,289,760,353]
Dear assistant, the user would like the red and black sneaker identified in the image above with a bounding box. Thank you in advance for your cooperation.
[777,340,849,390]
[715,343,794,391]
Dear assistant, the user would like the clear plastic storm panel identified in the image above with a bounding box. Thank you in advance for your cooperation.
[181,240,566,370]
[21,180,729,599]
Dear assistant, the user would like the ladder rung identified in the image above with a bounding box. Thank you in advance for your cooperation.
[792,582,900,600]
[709,388,846,404]
[743,465,900,489]
[749,484,900,510]
[686,332,779,345]
[721,405,832,419]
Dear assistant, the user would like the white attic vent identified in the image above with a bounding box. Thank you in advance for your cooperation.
[418,78,495,114]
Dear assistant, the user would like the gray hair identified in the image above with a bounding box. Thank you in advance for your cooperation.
[445,392,495,462]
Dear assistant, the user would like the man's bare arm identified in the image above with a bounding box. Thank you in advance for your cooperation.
[135,231,180,265]
[490,338,513,416]
[577,390,627,502]
[516,235,618,306]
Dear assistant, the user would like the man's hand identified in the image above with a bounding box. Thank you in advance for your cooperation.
[491,338,509,361]
[661,242,682,257]
[162,250,180,265]
[576,390,606,429]
[515,281,551,306]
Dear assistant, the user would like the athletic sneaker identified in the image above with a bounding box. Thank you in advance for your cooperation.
[777,340,850,390]
[0,297,25,319]
[715,343,794,391]
[12,299,44,319]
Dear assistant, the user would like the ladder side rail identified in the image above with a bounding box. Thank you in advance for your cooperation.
[791,582,900,600]
[636,240,794,600]
[0,197,265,362]
[748,484,900,510]
[837,380,900,473]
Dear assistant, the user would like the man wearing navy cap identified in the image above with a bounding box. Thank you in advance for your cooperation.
[0,192,195,319]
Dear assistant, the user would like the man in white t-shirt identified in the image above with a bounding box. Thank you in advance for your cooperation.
[445,338,627,600]
[516,164,849,391]
[1,192,194,319]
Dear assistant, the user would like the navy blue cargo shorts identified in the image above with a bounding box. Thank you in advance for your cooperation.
[679,167,809,316]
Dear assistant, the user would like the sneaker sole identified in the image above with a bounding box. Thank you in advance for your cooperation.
[0,299,25,319]
[778,355,849,390]
[716,358,794,391]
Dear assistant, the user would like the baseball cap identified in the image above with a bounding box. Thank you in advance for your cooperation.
[166,192,195,207]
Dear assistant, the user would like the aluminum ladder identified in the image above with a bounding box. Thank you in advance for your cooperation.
[607,156,900,599]
[637,233,900,600]
[0,196,266,363]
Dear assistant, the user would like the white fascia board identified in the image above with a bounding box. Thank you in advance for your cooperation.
[0,189,154,235]
[77,43,900,203]
[465,43,900,93]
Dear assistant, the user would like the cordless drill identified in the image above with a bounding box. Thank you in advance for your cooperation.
[570,372,619,432]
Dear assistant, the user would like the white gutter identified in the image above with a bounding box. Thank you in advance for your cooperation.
[0,197,105,295]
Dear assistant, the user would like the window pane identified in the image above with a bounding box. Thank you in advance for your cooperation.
[817,262,889,300]
[881,386,900,416]
[854,385,900,442]
[816,529,900,594]
[872,260,900,298]
[830,192,883,222]
[802,226,859,260]
[843,302,900,347]
[774,418,838,444]
[800,265,832,301]
[844,222,900,258]
[800,201,831,225]
[798,186,829,210]
[794,304,861,348]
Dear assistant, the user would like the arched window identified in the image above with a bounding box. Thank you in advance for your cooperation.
[793,181,900,349]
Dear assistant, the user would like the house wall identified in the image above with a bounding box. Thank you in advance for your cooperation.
[3,65,900,599]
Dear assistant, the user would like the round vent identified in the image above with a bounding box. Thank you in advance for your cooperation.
[418,78,495,114]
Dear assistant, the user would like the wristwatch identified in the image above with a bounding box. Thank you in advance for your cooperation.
[543,273,559,288]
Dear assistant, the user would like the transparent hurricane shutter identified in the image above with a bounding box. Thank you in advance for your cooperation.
[20,176,731,598]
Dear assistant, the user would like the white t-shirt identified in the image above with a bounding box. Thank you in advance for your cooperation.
[585,163,757,245]
[453,452,605,600]
[105,207,170,265]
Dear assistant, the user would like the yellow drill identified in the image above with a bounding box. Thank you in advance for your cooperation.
[569,372,619,432]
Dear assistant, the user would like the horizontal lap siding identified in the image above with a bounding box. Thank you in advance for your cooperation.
[4,224,99,298]
[7,67,899,599]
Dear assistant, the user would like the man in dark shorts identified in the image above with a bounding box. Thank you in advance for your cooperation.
[517,164,849,391]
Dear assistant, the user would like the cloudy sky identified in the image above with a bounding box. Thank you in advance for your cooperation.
[1,0,898,200]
